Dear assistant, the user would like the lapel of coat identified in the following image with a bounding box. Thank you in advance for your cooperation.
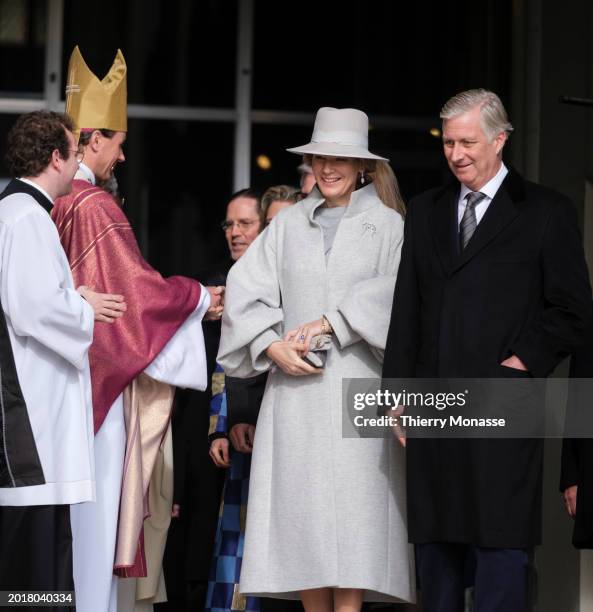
[451,168,525,273]
[430,182,459,276]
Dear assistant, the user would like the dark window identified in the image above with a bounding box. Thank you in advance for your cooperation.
[116,118,234,278]
[0,0,46,95]
[0,113,19,181]
[252,0,511,116]
[62,0,237,108]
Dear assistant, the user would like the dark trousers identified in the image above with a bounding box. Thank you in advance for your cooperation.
[0,504,74,610]
[416,543,529,612]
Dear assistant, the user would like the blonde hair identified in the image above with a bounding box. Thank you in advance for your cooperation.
[261,184,301,218]
[304,155,405,217]
[362,159,405,217]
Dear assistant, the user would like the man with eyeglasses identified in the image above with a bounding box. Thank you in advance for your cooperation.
[208,187,302,612]
[209,188,264,460]
[0,110,126,597]
[222,188,264,261]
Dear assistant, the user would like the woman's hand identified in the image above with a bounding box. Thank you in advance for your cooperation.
[77,285,126,323]
[284,319,324,352]
[266,337,323,376]
[209,437,231,468]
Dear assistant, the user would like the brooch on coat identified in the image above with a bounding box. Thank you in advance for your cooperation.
[362,222,376,236]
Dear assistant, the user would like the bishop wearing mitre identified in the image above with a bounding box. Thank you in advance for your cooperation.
[52,46,223,612]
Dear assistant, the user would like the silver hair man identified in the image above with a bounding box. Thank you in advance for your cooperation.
[440,88,514,142]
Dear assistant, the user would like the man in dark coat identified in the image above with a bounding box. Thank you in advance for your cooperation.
[383,88,592,612]
[161,188,262,611]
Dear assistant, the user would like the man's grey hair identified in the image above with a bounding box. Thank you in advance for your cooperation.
[440,88,514,142]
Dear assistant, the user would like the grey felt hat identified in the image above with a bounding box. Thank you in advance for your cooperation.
[287,107,388,161]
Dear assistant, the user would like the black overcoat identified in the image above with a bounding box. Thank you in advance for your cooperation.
[383,168,592,548]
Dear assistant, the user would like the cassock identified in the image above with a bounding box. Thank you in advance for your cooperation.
[52,165,209,612]
[0,178,95,592]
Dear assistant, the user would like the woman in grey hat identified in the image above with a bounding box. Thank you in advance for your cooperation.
[217,107,415,611]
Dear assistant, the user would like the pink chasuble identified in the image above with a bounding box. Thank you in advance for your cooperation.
[52,180,201,577]
[52,179,201,433]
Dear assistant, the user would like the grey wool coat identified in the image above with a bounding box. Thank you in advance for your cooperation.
[217,183,415,604]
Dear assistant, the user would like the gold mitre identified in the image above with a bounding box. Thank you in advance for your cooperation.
[65,45,127,138]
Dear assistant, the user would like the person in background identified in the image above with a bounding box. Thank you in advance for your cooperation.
[297,159,316,196]
[159,188,262,612]
[560,321,593,548]
[207,186,303,612]
[261,184,301,226]
[224,188,265,261]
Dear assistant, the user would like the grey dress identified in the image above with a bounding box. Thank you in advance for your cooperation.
[217,183,415,604]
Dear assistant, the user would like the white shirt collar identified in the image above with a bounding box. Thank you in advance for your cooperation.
[459,162,508,202]
[17,178,54,205]
[76,162,96,185]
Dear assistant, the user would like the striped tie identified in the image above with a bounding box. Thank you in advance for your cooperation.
[459,191,486,250]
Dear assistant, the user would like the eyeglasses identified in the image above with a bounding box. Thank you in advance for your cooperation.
[69,149,85,163]
[220,219,259,232]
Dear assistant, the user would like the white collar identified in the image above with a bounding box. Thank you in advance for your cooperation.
[17,178,54,204]
[459,162,508,201]
[76,162,96,185]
